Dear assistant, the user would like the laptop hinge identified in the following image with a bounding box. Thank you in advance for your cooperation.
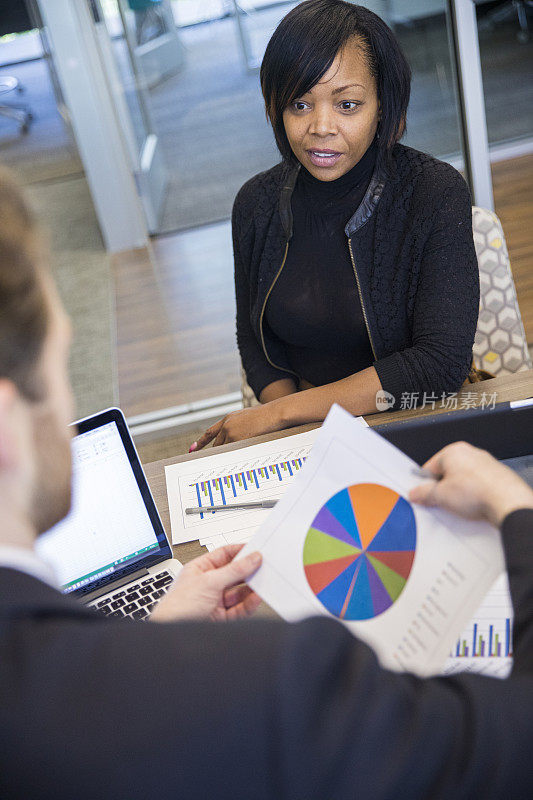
[81,567,150,603]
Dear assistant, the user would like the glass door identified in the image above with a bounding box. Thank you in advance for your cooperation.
[93,0,169,232]
[116,0,185,88]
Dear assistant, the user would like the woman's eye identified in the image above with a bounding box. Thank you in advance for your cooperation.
[292,101,309,112]
[339,101,360,111]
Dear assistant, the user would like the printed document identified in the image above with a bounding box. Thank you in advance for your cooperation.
[165,429,320,545]
[239,405,505,676]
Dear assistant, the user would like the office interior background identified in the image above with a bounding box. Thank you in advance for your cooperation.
[0,0,532,456]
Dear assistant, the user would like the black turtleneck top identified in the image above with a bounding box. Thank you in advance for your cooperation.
[265,141,377,387]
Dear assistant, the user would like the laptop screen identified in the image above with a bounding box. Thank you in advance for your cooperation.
[36,417,169,595]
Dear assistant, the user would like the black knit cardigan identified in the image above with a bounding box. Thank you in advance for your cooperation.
[233,144,480,409]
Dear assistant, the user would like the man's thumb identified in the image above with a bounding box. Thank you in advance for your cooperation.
[211,551,262,590]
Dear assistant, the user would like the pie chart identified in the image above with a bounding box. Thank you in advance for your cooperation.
[303,483,416,620]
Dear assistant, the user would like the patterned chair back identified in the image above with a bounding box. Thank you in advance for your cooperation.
[473,206,531,376]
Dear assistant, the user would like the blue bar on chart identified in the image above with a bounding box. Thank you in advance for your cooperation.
[505,618,511,657]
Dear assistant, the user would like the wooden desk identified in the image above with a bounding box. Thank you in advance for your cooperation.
[144,369,533,565]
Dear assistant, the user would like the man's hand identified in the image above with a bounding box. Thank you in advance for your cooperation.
[191,403,284,451]
[150,544,262,623]
[409,441,533,527]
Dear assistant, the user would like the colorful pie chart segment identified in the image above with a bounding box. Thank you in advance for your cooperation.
[303,484,416,620]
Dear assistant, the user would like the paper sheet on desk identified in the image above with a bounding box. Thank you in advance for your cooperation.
[165,420,369,547]
[239,405,506,677]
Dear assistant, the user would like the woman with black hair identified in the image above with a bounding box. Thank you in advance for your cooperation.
[192,0,479,450]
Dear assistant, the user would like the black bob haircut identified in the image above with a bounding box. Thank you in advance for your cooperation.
[260,0,412,166]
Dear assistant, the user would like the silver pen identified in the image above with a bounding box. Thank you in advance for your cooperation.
[185,499,278,514]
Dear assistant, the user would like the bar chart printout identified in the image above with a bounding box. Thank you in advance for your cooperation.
[443,574,513,678]
[192,456,306,518]
[165,430,320,544]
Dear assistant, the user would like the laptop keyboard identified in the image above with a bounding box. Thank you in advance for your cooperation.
[89,571,174,621]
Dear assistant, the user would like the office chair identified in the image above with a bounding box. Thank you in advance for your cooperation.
[0,75,33,133]
[0,0,34,133]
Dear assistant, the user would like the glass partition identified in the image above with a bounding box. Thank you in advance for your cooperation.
[476,0,533,148]
[0,17,118,420]
[104,0,465,234]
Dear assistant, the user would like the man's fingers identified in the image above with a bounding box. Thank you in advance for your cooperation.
[409,479,439,506]
[223,582,255,609]
[421,441,475,478]
[209,551,262,591]
[421,451,445,478]
[183,545,238,575]
[225,590,262,619]
[204,543,244,570]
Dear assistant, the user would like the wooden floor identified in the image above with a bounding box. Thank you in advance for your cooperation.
[113,153,533,419]
[113,221,240,417]
[492,154,533,341]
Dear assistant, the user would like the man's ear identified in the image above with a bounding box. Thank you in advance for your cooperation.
[0,379,21,471]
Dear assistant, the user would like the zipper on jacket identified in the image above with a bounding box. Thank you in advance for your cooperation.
[259,240,298,376]
[348,237,377,360]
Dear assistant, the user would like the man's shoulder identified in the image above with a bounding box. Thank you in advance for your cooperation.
[0,566,84,615]
[390,144,470,203]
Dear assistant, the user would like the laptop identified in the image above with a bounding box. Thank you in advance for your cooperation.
[375,398,533,487]
[35,408,182,620]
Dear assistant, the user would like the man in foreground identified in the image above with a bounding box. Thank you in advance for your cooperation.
[0,168,532,799]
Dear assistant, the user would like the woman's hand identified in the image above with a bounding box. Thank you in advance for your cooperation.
[191,402,284,450]
[150,544,262,623]
[409,441,533,527]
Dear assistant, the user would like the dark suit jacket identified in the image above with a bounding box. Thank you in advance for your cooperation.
[1,510,532,799]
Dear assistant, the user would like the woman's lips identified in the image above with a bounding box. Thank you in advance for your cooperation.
[307,149,343,168]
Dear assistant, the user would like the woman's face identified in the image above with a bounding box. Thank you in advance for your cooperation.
[282,38,379,181]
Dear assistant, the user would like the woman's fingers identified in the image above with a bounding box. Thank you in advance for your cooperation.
[212,427,227,447]
[194,418,225,451]
[193,430,216,451]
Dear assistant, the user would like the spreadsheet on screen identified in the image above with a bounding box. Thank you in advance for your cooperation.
[36,422,161,592]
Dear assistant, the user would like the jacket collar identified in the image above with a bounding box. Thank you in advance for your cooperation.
[278,159,387,240]
[344,165,387,237]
